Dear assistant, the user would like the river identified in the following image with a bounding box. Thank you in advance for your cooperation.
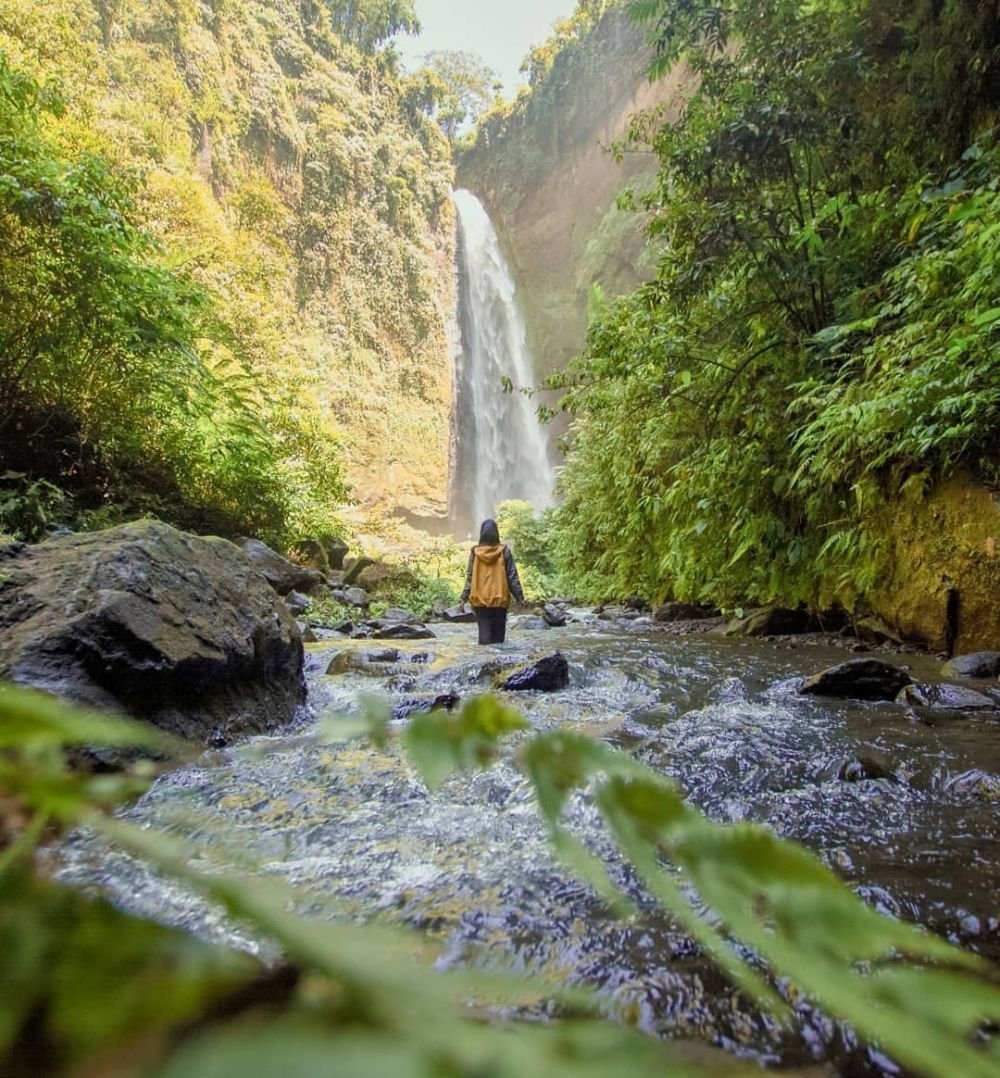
[48,615,1000,1073]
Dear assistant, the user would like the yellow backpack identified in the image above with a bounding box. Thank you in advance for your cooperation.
[469,544,510,608]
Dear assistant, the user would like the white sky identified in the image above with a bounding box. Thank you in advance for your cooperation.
[395,0,580,97]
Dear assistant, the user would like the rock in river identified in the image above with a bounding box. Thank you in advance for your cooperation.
[799,658,912,701]
[896,683,997,711]
[941,652,1000,679]
[240,537,324,596]
[499,652,570,692]
[0,521,304,743]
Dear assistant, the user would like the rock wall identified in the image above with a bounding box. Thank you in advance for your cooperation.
[457,9,687,392]
[872,476,1000,652]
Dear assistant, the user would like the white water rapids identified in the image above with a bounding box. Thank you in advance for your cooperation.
[450,189,554,533]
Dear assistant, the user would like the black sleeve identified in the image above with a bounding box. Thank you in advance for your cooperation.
[504,546,525,604]
[459,549,474,603]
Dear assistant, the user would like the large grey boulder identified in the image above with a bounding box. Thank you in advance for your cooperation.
[799,658,912,701]
[725,606,813,637]
[896,683,996,711]
[0,521,304,742]
[941,652,1000,679]
[240,538,324,596]
[499,652,570,692]
[653,602,719,622]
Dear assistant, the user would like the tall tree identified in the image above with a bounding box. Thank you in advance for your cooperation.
[421,50,500,142]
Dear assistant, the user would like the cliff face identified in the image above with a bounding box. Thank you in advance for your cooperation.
[456,8,685,388]
[0,0,456,519]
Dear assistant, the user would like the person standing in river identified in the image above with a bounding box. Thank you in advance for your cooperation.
[459,518,525,645]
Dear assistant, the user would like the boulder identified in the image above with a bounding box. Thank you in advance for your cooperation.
[392,692,459,721]
[799,658,912,701]
[542,603,568,628]
[941,652,1000,679]
[333,586,368,608]
[653,602,719,622]
[371,623,436,640]
[378,607,421,625]
[896,683,996,711]
[240,538,324,596]
[0,521,304,743]
[326,648,405,675]
[284,590,311,616]
[499,652,570,692]
[596,607,642,621]
[321,536,350,571]
[725,606,813,637]
[439,604,476,623]
[517,616,549,631]
[837,755,899,783]
[623,595,649,612]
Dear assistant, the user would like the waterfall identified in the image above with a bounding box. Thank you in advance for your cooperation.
[450,189,554,535]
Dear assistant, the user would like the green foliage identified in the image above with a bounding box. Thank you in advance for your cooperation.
[497,499,562,599]
[0,0,456,548]
[550,0,1000,608]
[0,50,290,541]
[322,0,419,52]
[420,50,500,142]
[0,473,71,542]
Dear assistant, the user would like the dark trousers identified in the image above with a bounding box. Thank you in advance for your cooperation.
[473,605,507,645]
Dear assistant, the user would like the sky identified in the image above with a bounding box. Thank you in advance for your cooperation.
[395,0,580,98]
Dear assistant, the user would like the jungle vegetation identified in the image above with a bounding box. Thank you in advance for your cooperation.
[545,0,1000,608]
[0,0,455,546]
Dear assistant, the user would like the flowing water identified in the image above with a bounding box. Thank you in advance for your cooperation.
[450,190,554,532]
[49,619,1000,1073]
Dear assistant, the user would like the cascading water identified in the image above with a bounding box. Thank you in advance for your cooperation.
[450,189,554,534]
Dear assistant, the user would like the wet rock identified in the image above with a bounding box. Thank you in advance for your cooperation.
[623,595,649,612]
[941,651,1000,679]
[240,538,324,596]
[542,602,568,627]
[943,769,1000,801]
[837,755,899,783]
[371,623,436,640]
[725,606,813,637]
[854,613,902,645]
[326,648,411,675]
[297,622,318,644]
[517,616,549,631]
[392,692,459,721]
[289,536,349,573]
[379,607,421,625]
[365,648,405,663]
[342,556,377,586]
[0,521,304,743]
[284,590,311,616]
[332,586,368,608]
[896,683,996,711]
[499,652,569,692]
[597,606,642,621]
[799,658,912,701]
[439,604,475,623]
[653,602,719,622]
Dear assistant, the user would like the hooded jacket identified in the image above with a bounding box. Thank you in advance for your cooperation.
[460,544,524,608]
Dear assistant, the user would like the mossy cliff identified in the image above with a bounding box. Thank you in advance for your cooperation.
[0,0,456,521]
[872,477,1000,652]
[456,5,684,387]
